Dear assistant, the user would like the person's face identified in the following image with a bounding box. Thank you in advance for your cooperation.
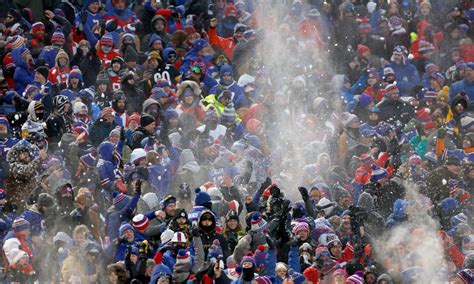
[123,229,134,242]
[227,219,238,230]
[34,72,46,84]
[455,103,464,114]
[367,77,377,86]
[184,95,194,104]
[297,230,309,241]
[127,78,135,85]
[126,61,136,69]
[58,57,68,66]
[389,3,398,15]
[437,99,447,109]
[177,217,187,225]
[112,62,121,72]
[70,78,80,88]
[339,197,351,208]
[219,97,230,106]
[330,244,342,258]
[109,133,119,143]
[276,268,287,278]
[158,97,167,105]
[169,117,178,127]
[86,253,97,262]
[128,120,138,130]
[349,119,360,129]
[430,78,440,91]
[154,20,165,32]
[333,274,346,284]
[463,137,472,149]
[234,31,243,40]
[152,40,163,51]
[165,203,176,216]
[167,53,177,63]
[98,83,108,93]
[130,254,138,264]
[145,265,153,276]
[113,0,126,10]
[104,113,114,123]
[200,219,213,227]
[117,100,126,110]
[144,123,155,133]
[241,261,253,269]
[421,6,430,16]
[108,272,118,283]
[465,68,474,82]
[366,273,377,284]
[393,53,403,63]
[150,58,159,69]
[0,125,7,135]
[19,151,31,163]
[447,164,461,174]
[88,2,100,13]
[74,232,86,244]
[369,112,379,121]
[6,13,14,23]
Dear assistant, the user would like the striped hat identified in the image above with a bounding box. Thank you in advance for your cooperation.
[0,116,9,128]
[456,60,467,71]
[418,39,434,54]
[346,271,364,284]
[51,30,65,44]
[292,222,310,234]
[112,192,130,211]
[430,72,445,87]
[370,164,388,182]
[425,63,439,75]
[383,67,395,77]
[68,67,83,81]
[388,16,402,31]
[79,152,97,168]
[7,35,25,49]
[12,217,30,232]
[251,213,268,232]
[384,83,399,97]
[100,33,114,47]
[176,249,191,264]
[132,214,150,231]
[359,22,372,33]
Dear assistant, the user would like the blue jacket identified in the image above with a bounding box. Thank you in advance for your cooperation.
[12,47,34,94]
[288,246,301,273]
[449,79,474,102]
[38,47,59,68]
[21,206,44,237]
[106,191,141,240]
[209,81,249,109]
[388,61,420,96]
[385,199,408,229]
[147,164,172,201]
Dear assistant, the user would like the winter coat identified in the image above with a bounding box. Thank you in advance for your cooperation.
[89,119,118,147]
[11,48,34,94]
[425,166,460,204]
[106,191,141,241]
[20,205,44,237]
[208,27,238,60]
[130,126,153,150]
[388,61,420,96]
[5,140,42,211]
[376,99,414,125]
[449,78,474,102]
[122,82,146,115]
[61,248,90,284]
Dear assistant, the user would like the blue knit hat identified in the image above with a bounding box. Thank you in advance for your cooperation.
[192,38,209,52]
[240,252,256,267]
[151,86,167,100]
[0,116,9,128]
[119,222,134,237]
[79,152,97,168]
[113,192,130,211]
[161,194,176,210]
[194,188,211,206]
[0,189,6,200]
[12,217,30,232]
[207,239,223,260]
[165,108,179,120]
[370,164,388,182]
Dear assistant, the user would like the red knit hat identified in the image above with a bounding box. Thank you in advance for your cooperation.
[51,30,65,44]
[357,44,370,56]
[132,214,150,231]
[126,112,141,127]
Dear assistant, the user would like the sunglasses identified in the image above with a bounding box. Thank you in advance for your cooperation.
[168,54,177,59]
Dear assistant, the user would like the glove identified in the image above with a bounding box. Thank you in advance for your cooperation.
[191,227,200,237]
[139,240,149,254]
[81,11,88,24]
[270,185,281,198]
[266,236,275,250]
[159,245,172,253]
[437,127,447,139]
[298,187,309,201]
[135,179,142,194]
[120,127,125,142]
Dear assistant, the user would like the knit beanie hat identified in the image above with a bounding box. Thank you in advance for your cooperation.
[388,16,402,31]
[437,86,449,102]
[358,93,374,107]
[112,192,130,211]
[254,276,273,284]
[7,35,25,49]
[425,63,439,75]
[370,164,388,182]
[194,187,211,206]
[0,189,6,200]
[12,217,30,232]
[132,214,149,231]
[456,269,473,284]
[51,30,65,44]
[208,239,224,259]
[161,194,176,210]
[124,45,138,62]
[69,67,83,81]
[119,222,134,237]
[140,113,154,128]
[192,38,209,52]
[221,103,237,123]
[176,249,191,265]
[292,222,310,235]
[11,249,29,265]
[431,72,445,87]
[456,60,467,71]
[35,66,49,80]
[160,228,174,244]
[346,271,364,284]
[254,245,268,266]
[418,39,434,54]
[96,70,110,84]
[383,67,395,77]
[385,83,400,97]
[80,152,97,168]
[358,22,372,34]
[240,252,256,267]
[357,44,370,56]
[100,33,114,47]
[250,212,268,232]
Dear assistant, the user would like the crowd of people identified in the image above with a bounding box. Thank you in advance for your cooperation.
[0,0,473,283]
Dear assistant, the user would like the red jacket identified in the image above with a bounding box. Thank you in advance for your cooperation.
[208,27,237,60]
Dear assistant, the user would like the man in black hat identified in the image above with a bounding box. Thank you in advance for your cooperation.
[425,156,462,204]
